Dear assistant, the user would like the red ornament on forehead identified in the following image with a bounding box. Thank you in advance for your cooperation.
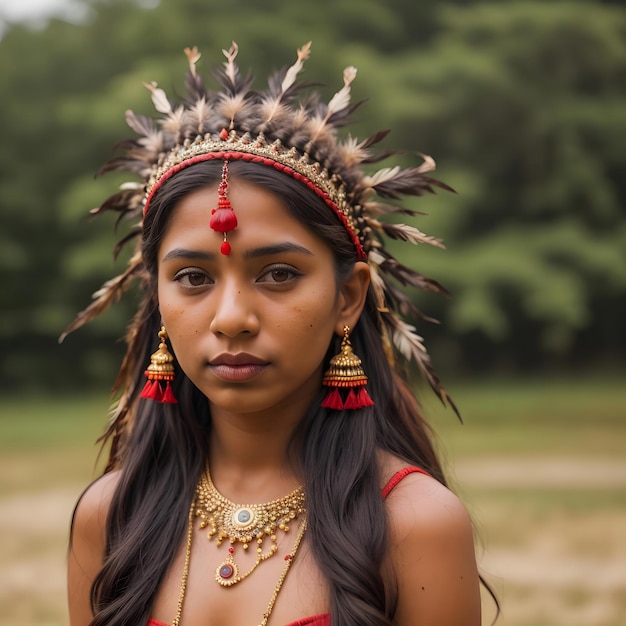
[209,158,237,255]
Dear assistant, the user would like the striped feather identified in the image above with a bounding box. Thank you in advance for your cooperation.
[381,223,446,249]
[59,252,143,343]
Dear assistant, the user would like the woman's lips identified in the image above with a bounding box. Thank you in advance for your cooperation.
[208,353,269,382]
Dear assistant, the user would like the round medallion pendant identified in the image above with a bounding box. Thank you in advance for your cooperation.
[232,506,256,529]
[215,560,239,586]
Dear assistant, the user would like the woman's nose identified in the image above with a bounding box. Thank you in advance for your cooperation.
[209,279,260,337]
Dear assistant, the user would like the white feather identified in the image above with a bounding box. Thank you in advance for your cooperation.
[281,41,311,94]
[160,106,185,137]
[368,249,386,266]
[392,318,428,362]
[184,46,201,76]
[259,96,288,125]
[143,82,172,115]
[190,97,210,134]
[337,135,370,167]
[327,66,357,114]
[218,93,248,129]
[363,166,401,187]
[416,153,436,173]
[221,42,239,85]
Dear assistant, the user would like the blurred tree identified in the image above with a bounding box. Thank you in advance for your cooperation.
[387,1,626,372]
[0,0,624,391]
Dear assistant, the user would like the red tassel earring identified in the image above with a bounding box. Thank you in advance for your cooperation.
[209,157,237,255]
[139,326,178,404]
[321,325,374,411]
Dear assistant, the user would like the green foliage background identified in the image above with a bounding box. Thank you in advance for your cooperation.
[1,0,624,392]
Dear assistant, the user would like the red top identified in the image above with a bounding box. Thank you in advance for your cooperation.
[148,466,429,626]
[381,465,430,498]
[148,617,329,626]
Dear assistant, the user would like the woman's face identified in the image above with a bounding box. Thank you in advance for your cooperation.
[157,177,352,418]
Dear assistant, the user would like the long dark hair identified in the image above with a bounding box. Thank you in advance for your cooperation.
[84,160,487,625]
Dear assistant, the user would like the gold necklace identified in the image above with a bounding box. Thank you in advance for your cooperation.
[195,465,306,587]
[172,501,307,626]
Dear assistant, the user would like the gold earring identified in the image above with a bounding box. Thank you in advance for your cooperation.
[321,325,374,410]
[139,326,178,404]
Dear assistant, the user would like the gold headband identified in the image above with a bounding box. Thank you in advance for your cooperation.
[143,129,366,259]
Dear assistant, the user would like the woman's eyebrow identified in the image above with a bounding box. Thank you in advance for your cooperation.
[244,242,314,259]
[161,248,215,263]
[161,242,313,263]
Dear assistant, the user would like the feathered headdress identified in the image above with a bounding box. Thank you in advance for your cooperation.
[62,41,458,429]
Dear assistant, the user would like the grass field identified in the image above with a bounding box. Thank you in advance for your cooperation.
[1,377,624,626]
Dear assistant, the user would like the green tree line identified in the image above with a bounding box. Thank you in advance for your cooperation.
[1,0,624,392]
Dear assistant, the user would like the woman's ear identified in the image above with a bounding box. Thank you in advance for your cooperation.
[335,261,370,334]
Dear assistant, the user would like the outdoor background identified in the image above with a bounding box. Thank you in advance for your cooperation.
[0,0,624,625]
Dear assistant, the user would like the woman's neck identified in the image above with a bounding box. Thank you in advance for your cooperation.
[207,400,307,502]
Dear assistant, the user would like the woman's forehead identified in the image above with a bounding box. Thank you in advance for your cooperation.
[161,180,329,257]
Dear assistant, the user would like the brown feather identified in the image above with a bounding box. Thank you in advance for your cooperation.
[59,252,143,343]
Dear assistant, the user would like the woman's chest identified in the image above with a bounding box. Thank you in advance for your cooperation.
[150,529,329,626]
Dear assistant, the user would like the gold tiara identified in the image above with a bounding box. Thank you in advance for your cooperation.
[143,129,365,258]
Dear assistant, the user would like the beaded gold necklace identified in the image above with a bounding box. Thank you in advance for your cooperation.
[195,466,306,587]
[171,469,307,626]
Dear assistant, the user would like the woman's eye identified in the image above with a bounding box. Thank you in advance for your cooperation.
[269,269,290,282]
[174,269,211,288]
[258,265,300,284]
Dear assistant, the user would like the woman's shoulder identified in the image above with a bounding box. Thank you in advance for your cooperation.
[379,453,482,625]
[379,452,473,552]
[68,470,123,624]
[385,469,472,541]
[71,469,121,544]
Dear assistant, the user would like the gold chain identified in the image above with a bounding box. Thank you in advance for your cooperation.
[258,516,307,626]
[172,498,307,626]
[171,499,195,626]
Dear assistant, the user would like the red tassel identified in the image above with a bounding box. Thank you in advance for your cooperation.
[154,382,164,402]
[209,198,238,232]
[321,387,344,410]
[161,381,178,404]
[343,388,359,410]
[356,386,375,408]
[140,379,160,400]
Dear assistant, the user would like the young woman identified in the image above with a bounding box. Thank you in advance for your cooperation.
[66,42,488,626]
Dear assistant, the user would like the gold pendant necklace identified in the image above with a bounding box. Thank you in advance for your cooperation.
[195,465,306,587]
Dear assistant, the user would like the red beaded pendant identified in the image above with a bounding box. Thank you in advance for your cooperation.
[209,159,237,255]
